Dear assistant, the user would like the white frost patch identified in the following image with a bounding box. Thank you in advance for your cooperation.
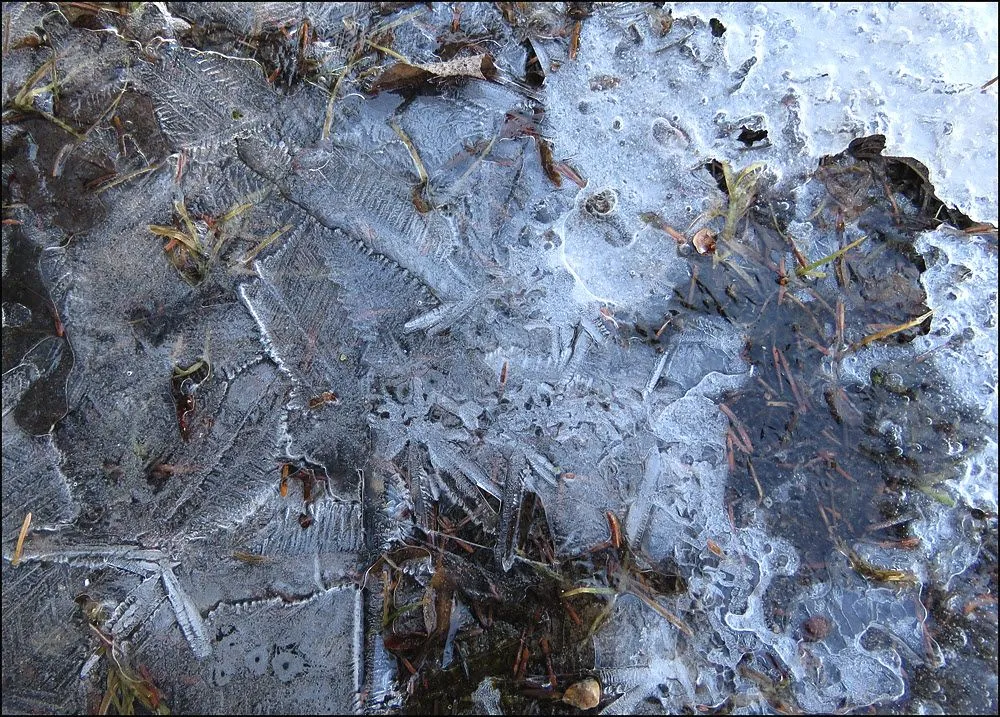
[916,227,998,512]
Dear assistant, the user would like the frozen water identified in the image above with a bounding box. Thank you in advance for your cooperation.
[2,2,997,714]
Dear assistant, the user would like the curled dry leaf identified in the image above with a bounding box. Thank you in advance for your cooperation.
[693,227,717,254]
[371,54,497,94]
[562,678,601,710]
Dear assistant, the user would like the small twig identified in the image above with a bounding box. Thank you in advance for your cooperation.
[561,586,618,598]
[11,512,32,566]
[719,403,754,452]
[849,310,933,353]
[747,459,764,505]
[634,591,693,638]
[771,344,785,394]
[769,203,809,270]
[834,299,845,354]
[80,83,127,139]
[322,59,357,141]
[775,346,808,410]
[569,21,582,60]
[365,39,410,63]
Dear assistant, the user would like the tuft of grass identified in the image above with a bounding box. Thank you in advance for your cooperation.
[77,595,170,715]
[720,160,766,242]
[6,54,128,140]
[150,195,286,283]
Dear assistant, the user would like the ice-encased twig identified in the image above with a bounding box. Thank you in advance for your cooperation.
[13,544,165,576]
[494,454,527,572]
[160,562,211,659]
[107,575,165,640]
[403,294,478,335]
[644,352,669,399]
[625,449,661,546]
[596,660,676,715]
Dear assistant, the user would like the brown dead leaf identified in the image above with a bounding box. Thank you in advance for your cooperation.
[370,54,497,94]
[422,54,497,80]
[537,138,561,186]
[693,227,717,254]
[562,679,601,710]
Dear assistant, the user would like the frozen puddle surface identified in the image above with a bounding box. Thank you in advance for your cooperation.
[2,3,997,713]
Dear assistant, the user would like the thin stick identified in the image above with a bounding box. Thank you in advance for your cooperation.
[771,343,785,394]
[835,298,845,353]
[635,591,693,638]
[775,347,807,410]
[365,39,410,63]
[685,264,698,306]
[719,403,754,452]
[747,459,764,505]
[770,203,809,270]
[849,310,933,353]
[12,512,32,566]
[321,59,356,141]
[81,84,127,138]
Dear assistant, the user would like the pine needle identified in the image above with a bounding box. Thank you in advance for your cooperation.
[795,236,867,278]
[849,310,933,353]
[240,224,291,264]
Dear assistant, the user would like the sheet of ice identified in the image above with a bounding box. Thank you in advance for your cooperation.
[2,2,996,714]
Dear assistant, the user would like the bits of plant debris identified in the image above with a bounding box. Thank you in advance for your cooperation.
[298,512,314,529]
[147,461,177,492]
[537,138,562,186]
[737,126,768,146]
[280,464,290,497]
[585,189,618,217]
[693,227,717,254]
[801,615,832,641]
[370,54,498,94]
[589,74,621,91]
[383,631,428,656]
[11,512,32,566]
[233,550,269,565]
[840,542,918,584]
[846,134,887,160]
[849,310,933,352]
[566,3,596,21]
[709,18,727,37]
[308,391,340,409]
[562,678,601,709]
[707,538,726,558]
[648,7,673,36]
[640,212,688,244]
[171,359,211,441]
